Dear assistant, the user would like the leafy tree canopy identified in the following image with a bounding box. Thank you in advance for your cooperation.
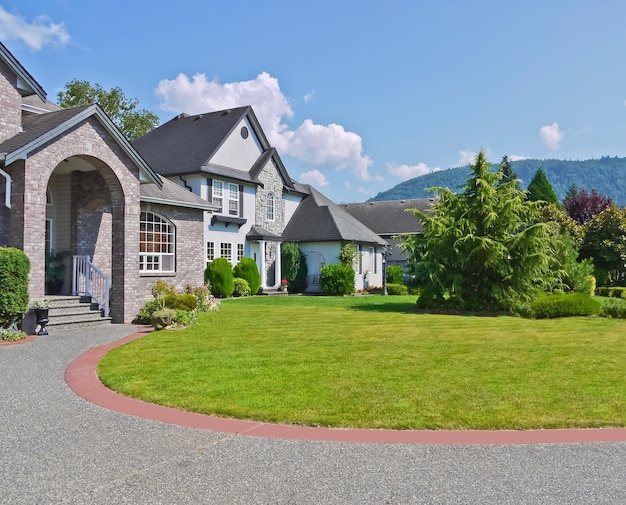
[57,79,159,141]
[563,188,614,225]
[579,205,626,286]
[527,167,559,204]
[403,149,560,311]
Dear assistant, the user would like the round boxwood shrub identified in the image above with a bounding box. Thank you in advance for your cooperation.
[233,257,261,295]
[204,258,234,298]
[233,277,251,297]
[0,247,30,327]
[320,263,354,295]
[163,293,197,311]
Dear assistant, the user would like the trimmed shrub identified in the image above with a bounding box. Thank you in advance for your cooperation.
[600,297,626,318]
[530,293,601,319]
[386,265,404,285]
[205,257,234,298]
[0,247,30,327]
[281,242,308,293]
[386,283,408,295]
[320,263,355,295]
[233,257,261,294]
[596,286,626,298]
[233,277,251,297]
[163,293,197,311]
[134,298,162,324]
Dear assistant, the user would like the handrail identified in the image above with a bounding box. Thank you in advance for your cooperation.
[72,255,110,317]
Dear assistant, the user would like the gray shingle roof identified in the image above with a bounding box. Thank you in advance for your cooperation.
[340,198,435,235]
[22,95,62,112]
[133,106,252,176]
[141,175,217,211]
[283,185,387,245]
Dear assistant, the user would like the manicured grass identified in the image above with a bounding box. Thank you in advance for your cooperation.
[98,295,626,430]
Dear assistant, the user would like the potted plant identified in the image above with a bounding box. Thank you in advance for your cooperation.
[30,299,51,335]
[45,250,69,295]
[280,279,289,292]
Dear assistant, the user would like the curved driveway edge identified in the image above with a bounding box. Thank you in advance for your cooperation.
[66,327,626,446]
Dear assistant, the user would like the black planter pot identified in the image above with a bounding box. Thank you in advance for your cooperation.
[33,308,49,335]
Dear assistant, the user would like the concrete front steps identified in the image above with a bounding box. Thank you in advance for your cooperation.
[44,295,111,332]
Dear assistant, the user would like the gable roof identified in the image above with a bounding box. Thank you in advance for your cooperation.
[133,106,295,190]
[0,41,46,101]
[0,103,162,188]
[340,198,435,235]
[282,185,387,246]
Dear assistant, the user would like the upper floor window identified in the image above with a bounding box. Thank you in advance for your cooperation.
[212,180,223,212]
[266,192,275,221]
[140,211,175,272]
[228,183,239,216]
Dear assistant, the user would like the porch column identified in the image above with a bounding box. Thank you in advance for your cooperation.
[259,240,267,288]
[273,241,282,289]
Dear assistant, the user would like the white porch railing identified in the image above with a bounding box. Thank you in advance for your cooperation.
[72,255,110,317]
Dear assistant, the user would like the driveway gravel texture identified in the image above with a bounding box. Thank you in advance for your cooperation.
[1,325,625,504]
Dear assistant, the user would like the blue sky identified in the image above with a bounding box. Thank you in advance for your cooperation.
[3,0,626,202]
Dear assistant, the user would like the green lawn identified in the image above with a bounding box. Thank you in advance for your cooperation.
[98,295,626,430]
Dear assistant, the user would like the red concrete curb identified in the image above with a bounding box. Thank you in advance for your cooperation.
[65,328,626,445]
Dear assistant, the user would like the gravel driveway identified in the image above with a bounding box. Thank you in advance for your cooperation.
[1,325,625,504]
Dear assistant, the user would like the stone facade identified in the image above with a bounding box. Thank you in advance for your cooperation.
[0,58,22,143]
[255,159,284,234]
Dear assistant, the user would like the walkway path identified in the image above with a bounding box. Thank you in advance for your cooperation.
[2,326,626,504]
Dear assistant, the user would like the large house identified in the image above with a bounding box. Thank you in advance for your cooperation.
[0,41,214,323]
[0,40,392,325]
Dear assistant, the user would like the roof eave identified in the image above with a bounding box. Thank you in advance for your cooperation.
[140,196,218,212]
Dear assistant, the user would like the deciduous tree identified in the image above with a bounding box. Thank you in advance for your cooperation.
[563,188,614,225]
[57,79,159,141]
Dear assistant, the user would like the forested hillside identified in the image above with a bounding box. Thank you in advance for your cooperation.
[369,157,626,205]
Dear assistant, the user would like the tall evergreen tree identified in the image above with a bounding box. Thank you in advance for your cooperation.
[499,155,519,188]
[527,167,559,204]
[403,150,560,311]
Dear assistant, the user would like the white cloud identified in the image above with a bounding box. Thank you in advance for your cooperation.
[0,7,70,50]
[303,91,315,103]
[509,154,528,161]
[539,122,564,150]
[299,169,329,187]
[456,149,478,166]
[155,72,375,181]
[386,162,440,180]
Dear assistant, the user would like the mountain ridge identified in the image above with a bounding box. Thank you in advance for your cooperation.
[368,156,626,205]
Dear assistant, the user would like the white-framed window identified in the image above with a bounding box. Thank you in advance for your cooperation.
[368,247,375,273]
[139,211,175,272]
[212,180,223,212]
[228,183,239,216]
[237,243,244,262]
[266,192,275,221]
[220,242,232,262]
[207,241,215,262]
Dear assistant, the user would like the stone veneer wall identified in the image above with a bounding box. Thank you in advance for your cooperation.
[254,159,285,285]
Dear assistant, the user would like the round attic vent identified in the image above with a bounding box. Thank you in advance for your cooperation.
[241,126,249,139]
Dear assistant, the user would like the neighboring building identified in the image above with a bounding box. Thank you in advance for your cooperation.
[133,106,308,292]
[282,185,388,292]
[0,41,215,323]
[341,198,435,270]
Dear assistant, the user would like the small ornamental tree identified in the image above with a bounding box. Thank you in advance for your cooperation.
[0,247,30,327]
[204,257,234,298]
[281,242,308,293]
[527,167,559,205]
[403,149,559,311]
[579,205,626,285]
[563,188,614,225]
[233,257,261,295]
